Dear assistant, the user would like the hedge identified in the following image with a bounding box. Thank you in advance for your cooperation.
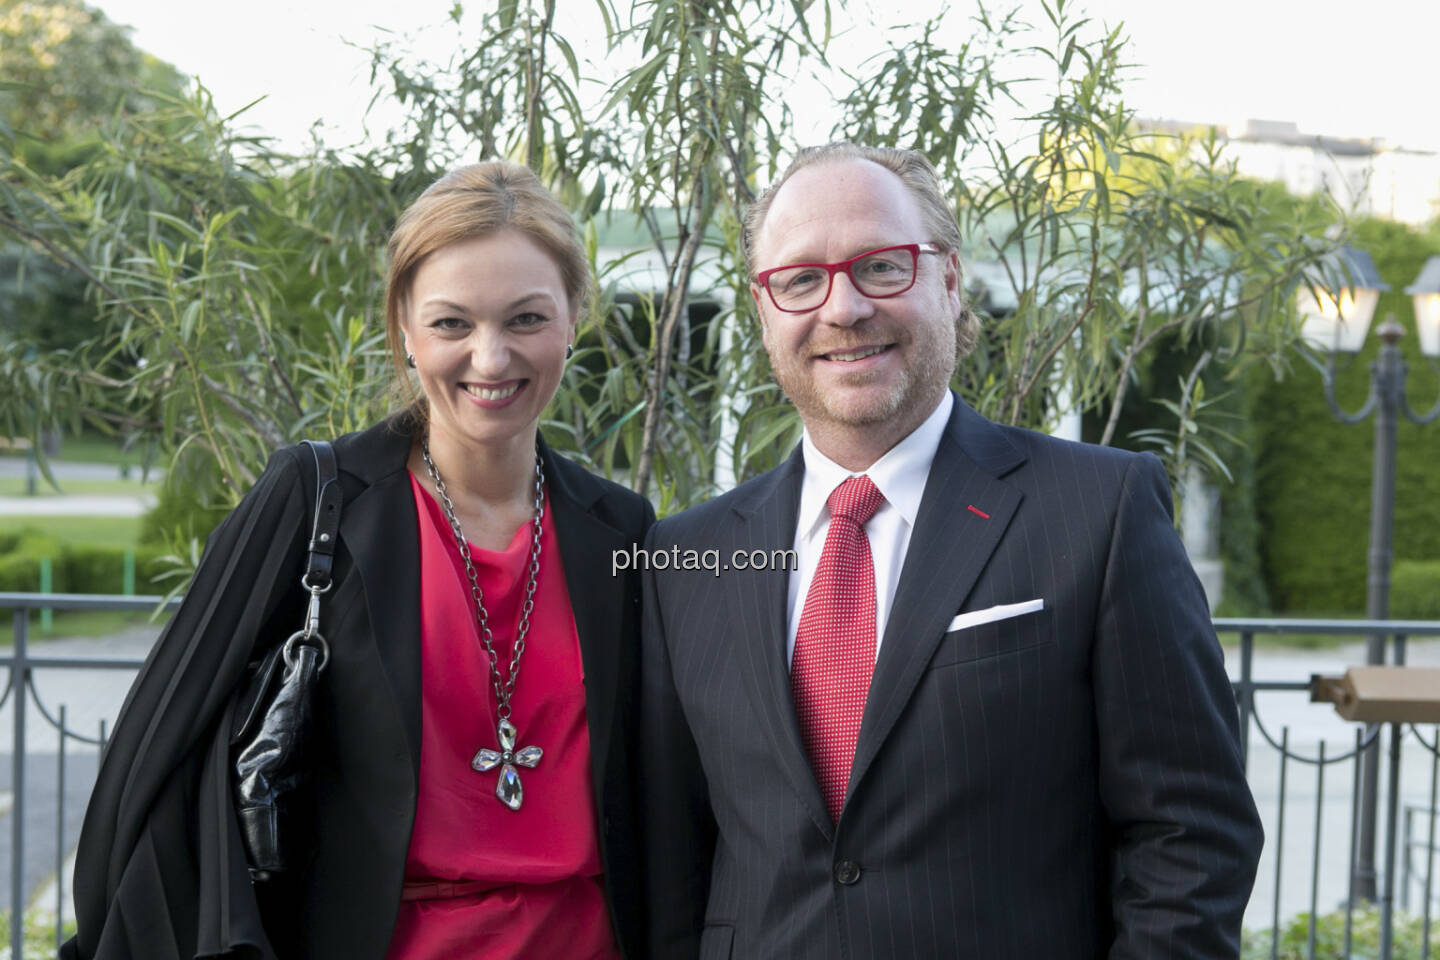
[1392,560,1440,620]
[0,540,172,594]
[1243,905,1440,959]
[1251,218,1440,614]
[1214,366,1273,616]
[139,472,229,547]
[1079,330,1273,615]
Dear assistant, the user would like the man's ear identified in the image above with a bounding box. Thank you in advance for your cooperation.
[943,250,962,318]
[750,283,770,330]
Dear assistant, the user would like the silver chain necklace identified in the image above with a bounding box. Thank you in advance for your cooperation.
[421,435,545,812]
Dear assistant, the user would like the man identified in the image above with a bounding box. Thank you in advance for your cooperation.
[640,143,1262,959]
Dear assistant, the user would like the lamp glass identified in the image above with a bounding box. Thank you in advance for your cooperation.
[1415,292,1440,358]
[1297,285,1379,353]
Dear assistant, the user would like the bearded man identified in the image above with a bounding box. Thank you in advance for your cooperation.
[639,142,1261,960]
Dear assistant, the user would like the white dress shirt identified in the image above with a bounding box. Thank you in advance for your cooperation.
[786,391,953,666]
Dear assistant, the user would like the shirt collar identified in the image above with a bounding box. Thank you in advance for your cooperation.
[797,390,953,540]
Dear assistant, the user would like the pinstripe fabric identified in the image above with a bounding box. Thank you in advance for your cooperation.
[640,395,1262,960]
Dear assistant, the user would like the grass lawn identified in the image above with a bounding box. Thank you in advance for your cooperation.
[0,607,170,646]
[1218,630,1353,651]
[1215,618,1397,651]
[0,433,159,469]
[0,475,158,497]
[0,504,177,642]
[0,514,143,548]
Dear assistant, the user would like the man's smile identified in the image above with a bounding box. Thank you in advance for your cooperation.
[816,344,893,363]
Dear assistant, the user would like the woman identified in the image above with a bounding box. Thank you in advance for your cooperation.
[64,162,653,959]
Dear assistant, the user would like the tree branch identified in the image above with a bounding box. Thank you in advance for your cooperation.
[0,211,144,322]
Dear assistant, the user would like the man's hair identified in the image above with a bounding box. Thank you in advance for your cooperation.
[383,161,589,407]
[743,142,978,356]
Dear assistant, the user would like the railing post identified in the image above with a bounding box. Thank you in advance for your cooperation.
[1239,631,1254,771]
[1346,727,1363,956]
[1271,727,1289,960]
[1422,742,1438,960]
[1404,805,1415,911]
[39,557,52,634]
[1380,721,1404,960]
[11,608,27,960]
[56,704,66,956]
[1308,741,1326,958]
[1357,630,1390,902]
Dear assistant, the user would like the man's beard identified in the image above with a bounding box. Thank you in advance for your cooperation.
[765,320,957,433]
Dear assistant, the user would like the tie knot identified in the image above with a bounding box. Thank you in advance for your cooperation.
[827,475,884,526]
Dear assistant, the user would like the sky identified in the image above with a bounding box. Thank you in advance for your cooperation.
[92,0,1440,156]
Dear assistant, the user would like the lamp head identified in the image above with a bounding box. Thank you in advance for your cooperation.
[1404,256,1440,359]
[1297,246,1387,354]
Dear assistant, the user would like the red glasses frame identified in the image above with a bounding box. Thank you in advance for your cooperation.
[753,242,944,313]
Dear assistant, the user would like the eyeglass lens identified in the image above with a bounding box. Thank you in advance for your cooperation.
[767,247,918,311]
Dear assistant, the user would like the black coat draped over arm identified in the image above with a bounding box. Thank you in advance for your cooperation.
[64,415,654,960]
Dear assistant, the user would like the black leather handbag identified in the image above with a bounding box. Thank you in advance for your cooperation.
[229,439,342,881]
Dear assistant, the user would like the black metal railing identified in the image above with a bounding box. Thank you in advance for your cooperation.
[0,593,177,959]
[0,596,1437,959]
[1219,618,1440,959]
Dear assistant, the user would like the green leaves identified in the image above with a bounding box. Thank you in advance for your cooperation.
[583,0,823,499]
[835,1,1335,490]
[1,0,1343,536]
[2,80,403,542]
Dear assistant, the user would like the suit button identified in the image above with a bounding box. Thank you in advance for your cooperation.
[834,860,861,886]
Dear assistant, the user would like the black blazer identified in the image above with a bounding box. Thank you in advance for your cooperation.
[66,412,654,959]
[641,395,1261,959]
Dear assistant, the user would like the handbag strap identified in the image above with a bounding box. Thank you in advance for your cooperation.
[288,441,343,663]
[301,440,343,593]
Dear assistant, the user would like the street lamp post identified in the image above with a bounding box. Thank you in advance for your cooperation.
[1299,249,1440,904]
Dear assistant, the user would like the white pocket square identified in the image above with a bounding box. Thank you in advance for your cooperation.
[946,599,1045,632]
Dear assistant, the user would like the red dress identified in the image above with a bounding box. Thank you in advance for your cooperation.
[385,473,620,960]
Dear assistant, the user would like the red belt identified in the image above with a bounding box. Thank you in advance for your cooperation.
[399,879,496,902]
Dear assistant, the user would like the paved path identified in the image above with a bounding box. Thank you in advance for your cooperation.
[0,494,154,517]
[0,458,160,517]
[1,629,157,932]
[1231,641,1440,930]
[0,459,163,483]
[0,753,98,924]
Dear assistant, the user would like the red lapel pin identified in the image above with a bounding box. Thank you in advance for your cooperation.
[967,504,990,519]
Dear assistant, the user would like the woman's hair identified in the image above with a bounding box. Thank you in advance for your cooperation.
[384,161,590,405]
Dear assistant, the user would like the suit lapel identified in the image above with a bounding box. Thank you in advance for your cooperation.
[543,447,626,802]
[336,420,424,778]
[847,399,1026,800]
[727,449,835,839]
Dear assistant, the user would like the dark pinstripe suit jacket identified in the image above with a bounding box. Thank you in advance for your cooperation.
[640,395,1261,959]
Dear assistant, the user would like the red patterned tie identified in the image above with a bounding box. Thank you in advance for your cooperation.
[791,475,886,822]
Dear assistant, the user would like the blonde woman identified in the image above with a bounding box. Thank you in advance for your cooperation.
[66,162,652,960]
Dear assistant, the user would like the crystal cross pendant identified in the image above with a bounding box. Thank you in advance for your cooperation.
[471,718,542,811]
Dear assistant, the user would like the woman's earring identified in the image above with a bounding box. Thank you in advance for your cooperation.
[565,344,574,360]
[406,353,416,368]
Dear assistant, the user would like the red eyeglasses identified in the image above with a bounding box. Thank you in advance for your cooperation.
[754,243,944,313]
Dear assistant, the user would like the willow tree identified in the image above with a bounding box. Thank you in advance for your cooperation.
[838,0,1336,486]
[2,0,1338,550]
[1,91,406,500]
